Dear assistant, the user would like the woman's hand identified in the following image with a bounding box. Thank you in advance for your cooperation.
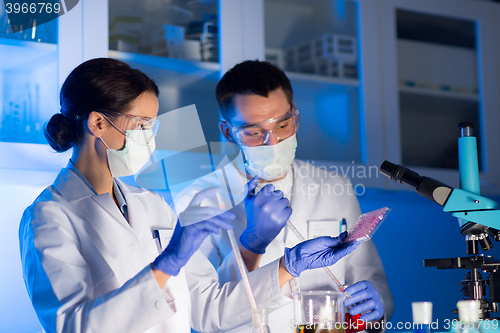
[151,187,235,285]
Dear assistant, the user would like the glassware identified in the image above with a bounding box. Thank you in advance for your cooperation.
[456,300,483,333]
[412,302,433,333]
[293,291,347,333]
[250,308,271,333]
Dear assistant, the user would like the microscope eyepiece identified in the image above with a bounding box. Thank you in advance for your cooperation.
[458,122,475,137]
[380,161,453,206]
[380,161,422,188]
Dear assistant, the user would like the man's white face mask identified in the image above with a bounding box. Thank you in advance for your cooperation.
[240,134,297,181]
[101,129,155,177]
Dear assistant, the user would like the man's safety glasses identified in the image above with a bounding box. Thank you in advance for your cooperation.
[98,110,161,145]
[225,105,300,147]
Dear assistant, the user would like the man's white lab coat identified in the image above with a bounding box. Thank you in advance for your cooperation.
[175,159,394,333]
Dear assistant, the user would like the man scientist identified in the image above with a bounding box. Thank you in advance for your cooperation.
[177,60,393,332]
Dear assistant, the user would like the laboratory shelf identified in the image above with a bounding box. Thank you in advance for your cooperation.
[0,142,71,187]
[0,37,57,71]
[286,70,359,88]
[399,85,479,101]
[0,142,69,171]
[109,50,220,88]
[109,50,219,72]
[0,37,57,50]
[109,49,221,143]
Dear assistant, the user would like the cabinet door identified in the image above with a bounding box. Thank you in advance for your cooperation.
[108,0,224,144]
[264,0,381,188]
[378,0,500,193]
[0,0,106,173]
[0,8,58,145]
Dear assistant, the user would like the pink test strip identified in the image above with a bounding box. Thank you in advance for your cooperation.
[343,207,391,243]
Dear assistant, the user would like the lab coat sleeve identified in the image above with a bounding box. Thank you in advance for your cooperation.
[341,179,394,321]
[186,251,296,332]
[20,200,177,333]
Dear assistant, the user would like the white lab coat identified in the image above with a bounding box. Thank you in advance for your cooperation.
[175,159,394,333]
[19,166,296,333]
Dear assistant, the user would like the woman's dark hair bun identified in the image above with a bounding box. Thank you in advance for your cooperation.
[44,113,79,152]
[43,58,159,151]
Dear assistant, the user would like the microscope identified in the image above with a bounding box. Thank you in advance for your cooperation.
[380,122,500,319]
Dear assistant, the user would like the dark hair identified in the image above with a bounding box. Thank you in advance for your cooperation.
[44,58,159,152]
[216,60,293,122]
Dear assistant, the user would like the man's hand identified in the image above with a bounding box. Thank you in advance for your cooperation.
[239,177,292,254]
[344,281,384,322]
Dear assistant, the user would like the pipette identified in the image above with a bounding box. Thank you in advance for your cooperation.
[215,191,265,333]
[286,220,346,292]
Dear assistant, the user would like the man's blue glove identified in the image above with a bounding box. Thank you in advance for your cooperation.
[344,281,384,322]
[240,177,292,254]
[283,232,359,277]
[152,187,235,276]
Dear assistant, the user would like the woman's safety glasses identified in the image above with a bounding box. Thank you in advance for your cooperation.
[227,105,300,147]
[98,110,161,145]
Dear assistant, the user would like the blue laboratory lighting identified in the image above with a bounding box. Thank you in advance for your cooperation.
[317,93,350,144]
[334,0,347,22]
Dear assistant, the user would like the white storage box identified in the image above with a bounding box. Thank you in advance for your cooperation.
[184,40,201,61]
[334,34,357,62]
[284,33,357,75]
[151,40,185,58]
[109,38,139,53]
[152,24,185,45]
[265,48,285,69]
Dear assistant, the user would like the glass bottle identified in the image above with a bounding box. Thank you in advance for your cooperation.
[250,308,271,333]
[456,300,483,333]
[412,302,433,333]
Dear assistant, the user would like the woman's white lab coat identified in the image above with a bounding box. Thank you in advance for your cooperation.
[19,165,295,333]
[175,159,394,333]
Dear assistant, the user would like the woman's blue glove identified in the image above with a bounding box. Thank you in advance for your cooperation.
[152,187,235,276]
[344,280,384,322]
[240,177,292,254]
[283,232,359,277]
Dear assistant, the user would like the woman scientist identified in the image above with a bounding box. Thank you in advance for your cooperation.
[19,58,359,333]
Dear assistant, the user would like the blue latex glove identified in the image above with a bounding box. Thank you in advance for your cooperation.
[283,231,359,277]
[344,280,384,322]
[240,176,292,254]
[152,187,235,276]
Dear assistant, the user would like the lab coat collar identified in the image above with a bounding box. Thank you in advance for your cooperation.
[52,166,132,232]
[53,167,97,203]
[52,166,158,282]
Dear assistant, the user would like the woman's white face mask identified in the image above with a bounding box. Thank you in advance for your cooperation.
[100,129,155,177]
[240,134,297,181]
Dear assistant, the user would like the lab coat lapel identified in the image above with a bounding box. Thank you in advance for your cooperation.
[116,180,147,236]
[90,194,130,229]
[53,168,143,282]
[54,168,130,229]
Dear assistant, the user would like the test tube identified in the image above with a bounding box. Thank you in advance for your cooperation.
[215,192,265,332]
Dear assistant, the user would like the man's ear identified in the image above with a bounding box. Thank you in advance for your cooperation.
[87,111,106,138]
[219,120,235,143]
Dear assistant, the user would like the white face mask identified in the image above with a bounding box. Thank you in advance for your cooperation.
[240,134,297,181]
[100,130,156,177]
